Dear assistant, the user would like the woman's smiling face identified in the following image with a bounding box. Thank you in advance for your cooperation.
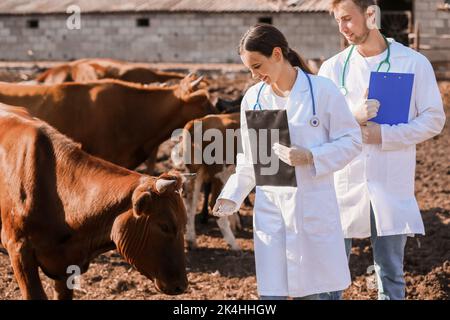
[240,48,283,85]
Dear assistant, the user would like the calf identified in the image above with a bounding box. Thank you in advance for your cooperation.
[171,113,242,250]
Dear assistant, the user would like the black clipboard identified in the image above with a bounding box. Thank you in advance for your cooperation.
[245,109,297,187]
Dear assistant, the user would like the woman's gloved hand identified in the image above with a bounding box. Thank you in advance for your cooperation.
[272,142,313,166]
[212,198,238,217]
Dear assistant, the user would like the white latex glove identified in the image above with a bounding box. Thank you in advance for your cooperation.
[272,143,313,166]
[212,198,238,217]
[353,90,380,126]
[361,121,382,144]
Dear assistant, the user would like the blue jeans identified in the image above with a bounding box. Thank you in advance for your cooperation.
[321,206,408,300]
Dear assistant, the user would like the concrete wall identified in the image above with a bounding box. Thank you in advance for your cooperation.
[414,0,450,61]
[0,12,341,62]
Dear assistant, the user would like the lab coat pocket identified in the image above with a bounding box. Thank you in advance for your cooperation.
[301,191,339,236]
[386,148,415,197]
[334,165,349,194]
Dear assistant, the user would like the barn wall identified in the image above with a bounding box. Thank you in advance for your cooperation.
[0,12,340,62]
[414,0,450,61]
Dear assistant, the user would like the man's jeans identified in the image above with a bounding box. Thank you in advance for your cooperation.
[321,206,408,300]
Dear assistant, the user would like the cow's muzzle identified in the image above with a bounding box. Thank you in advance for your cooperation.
[154,278,188,295]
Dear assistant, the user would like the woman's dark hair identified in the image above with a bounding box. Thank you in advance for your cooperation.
[238,23,312,74]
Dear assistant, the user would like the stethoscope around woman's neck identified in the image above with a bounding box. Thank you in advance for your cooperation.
[340,35,391,96]
[252,68,319,127]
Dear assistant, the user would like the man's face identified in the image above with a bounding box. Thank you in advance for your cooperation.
[333,0,371,45]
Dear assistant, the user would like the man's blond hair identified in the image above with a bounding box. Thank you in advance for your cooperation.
[330,0,376,13]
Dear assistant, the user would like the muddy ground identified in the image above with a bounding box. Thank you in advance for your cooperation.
[0,64,448,300]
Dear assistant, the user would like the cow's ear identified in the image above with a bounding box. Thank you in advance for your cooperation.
[133,191,152,217]
[183,89,210,104]
[179,73,194,95]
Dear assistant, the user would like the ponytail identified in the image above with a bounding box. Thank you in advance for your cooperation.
[287,48,313,74]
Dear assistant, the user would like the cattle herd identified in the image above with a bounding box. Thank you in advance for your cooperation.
[0,59,448,300]
[0,58,248,299]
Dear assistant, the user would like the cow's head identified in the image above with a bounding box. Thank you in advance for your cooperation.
[177,73,218,118]
[111,172,188,295]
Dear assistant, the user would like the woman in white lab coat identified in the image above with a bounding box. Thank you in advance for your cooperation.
[212,24,362,299]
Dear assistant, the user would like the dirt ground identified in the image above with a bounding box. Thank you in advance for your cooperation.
[0,65,448,300]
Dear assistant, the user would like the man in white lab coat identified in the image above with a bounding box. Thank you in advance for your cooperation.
[318,0,446,299]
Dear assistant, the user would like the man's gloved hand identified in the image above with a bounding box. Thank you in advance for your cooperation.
[212,198,238,217]
[362,121,382,144]
[272,143,313,166]
[353,90,380,126]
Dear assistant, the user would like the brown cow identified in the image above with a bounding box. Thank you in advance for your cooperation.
[36,58,186,85]
[0,74,217,173]
[0,104,188,300]
[171,113,242,250]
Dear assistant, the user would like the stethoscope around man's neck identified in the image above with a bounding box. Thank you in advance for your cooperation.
[252,69,320,127]
[340,35,391,96]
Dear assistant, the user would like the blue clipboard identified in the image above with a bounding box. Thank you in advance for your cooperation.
[368,72,414,125]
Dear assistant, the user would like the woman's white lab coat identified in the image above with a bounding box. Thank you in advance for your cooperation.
[219,69,362,297]
[318,39,446,238]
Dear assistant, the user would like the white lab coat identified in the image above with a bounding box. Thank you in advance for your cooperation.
[319,39,446,238]
[219,69,362,297]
